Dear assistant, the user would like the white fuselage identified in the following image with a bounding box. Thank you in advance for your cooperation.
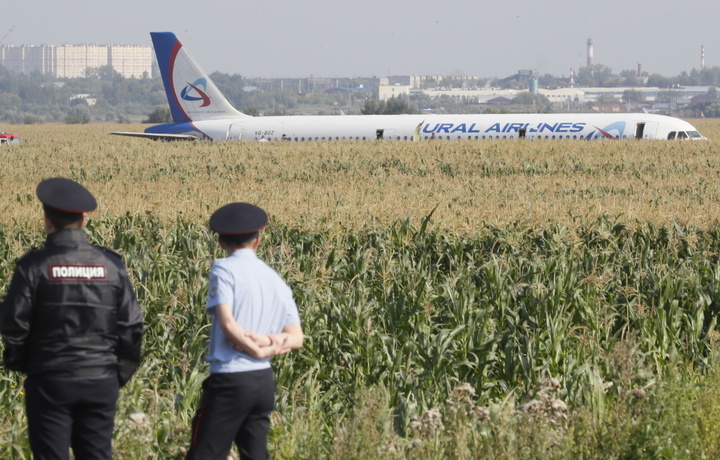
[189,113,702,142]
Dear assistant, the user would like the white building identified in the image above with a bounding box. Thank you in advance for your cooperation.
[379,85,411,100]
[0,44,153,79]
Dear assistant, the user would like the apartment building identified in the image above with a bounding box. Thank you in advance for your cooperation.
[0,44,153,78]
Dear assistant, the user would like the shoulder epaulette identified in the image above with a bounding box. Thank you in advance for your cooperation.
[98,246,124,260]
[16,247,40,263]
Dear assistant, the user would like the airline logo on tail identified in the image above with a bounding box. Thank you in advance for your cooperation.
[180,78,211,107]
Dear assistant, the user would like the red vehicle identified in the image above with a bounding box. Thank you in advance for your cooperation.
[0,131,21,144]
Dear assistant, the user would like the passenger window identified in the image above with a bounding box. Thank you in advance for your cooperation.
[678,132,688,139]
[667,132,676,140]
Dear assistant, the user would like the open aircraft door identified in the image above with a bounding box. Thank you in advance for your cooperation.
[635,122,658,140]
[376,129,396,140]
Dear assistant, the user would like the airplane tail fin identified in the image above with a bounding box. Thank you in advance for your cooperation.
[150,32,248,122]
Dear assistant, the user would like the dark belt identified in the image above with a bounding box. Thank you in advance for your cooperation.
[28,366,116,380]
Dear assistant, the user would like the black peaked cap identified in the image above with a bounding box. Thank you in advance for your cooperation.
[36,177,97,213]
[210,202,268,234]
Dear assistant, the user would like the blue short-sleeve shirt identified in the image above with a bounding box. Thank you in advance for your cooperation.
[205,248,300,373]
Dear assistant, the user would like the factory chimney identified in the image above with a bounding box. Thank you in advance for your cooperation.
[637,63,642,78]
[701,45,706,70]
[587,39,594,67]
[570,68,574,88]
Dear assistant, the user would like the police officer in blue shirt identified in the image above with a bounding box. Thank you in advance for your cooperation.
[0,177,143,460]
[186,202,303,460]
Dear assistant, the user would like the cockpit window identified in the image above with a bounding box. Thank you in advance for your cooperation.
[677,131,688,139]
[687,131,703,139]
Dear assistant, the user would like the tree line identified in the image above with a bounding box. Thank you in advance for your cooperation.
[2,64,720,124]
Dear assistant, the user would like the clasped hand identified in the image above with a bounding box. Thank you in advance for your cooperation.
[230,331,290,359]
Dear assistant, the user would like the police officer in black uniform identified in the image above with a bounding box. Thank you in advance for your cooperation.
[0,177,143,460]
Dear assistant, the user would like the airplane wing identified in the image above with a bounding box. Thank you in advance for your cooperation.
[110,131,201,141]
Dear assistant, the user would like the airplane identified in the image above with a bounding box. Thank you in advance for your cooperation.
[112,32,706,142]
[0,131,21,145]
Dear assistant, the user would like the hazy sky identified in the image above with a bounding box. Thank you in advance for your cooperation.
[5,0,720,79]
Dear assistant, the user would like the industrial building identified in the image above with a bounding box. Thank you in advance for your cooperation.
[379,82,714,112]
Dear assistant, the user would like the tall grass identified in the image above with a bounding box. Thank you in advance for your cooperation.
[3,215,720,457]
[2,122,720,457]
[1,122,720,232]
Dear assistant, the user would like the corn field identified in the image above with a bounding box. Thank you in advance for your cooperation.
[2,121,720,458]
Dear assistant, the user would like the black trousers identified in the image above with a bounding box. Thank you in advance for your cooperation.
[24,374,119,460]
[187,369,276,460]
